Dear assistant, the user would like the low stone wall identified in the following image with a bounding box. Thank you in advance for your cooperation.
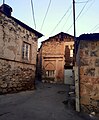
[0,59,35,94]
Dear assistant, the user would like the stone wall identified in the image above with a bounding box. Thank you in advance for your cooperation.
[0,59,35,94]
[42,40,64,55]
[78,40,99,114]
[42,40,64,83]
[0,12,37,94]
[38,34,74,83]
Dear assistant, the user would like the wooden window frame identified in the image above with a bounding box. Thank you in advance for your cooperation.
[22,42,31,61]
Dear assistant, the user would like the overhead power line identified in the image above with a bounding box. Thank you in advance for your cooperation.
[61,9,72,31]
[31,0,36,29]
[90,24,99,32]
[75,0,91,21]
[40,0,52,31]
[76,0,93,3]
[78,0,95,19]
[50,5,72,35]
[93,27,99,32]
[67,0,93,32]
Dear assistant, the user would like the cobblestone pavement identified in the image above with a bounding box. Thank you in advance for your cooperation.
[0,82,98,120]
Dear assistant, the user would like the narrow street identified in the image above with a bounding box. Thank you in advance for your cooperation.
[0,82,96,120]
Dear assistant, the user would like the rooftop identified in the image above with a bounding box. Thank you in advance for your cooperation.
[77,33,99,41]
[0,4,43,38]
[42,32,74,43]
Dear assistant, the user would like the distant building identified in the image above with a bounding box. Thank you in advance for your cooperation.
[76,33,99,114]
[37,32,74,83]
[0,4,43,94]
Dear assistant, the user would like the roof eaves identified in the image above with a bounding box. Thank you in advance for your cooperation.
[0,10,43,38]
[11,17,43,38]
[78,33,99,41]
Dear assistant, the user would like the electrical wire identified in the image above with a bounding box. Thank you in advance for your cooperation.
[93,27,99,32]
[76,0,91,21]
[66,0,93,32]
[40,0,52,31]
[79,0,97,33]
[61,9,72,31]
[90,24,99,32]
[67,24,73,32]
[31,0,36,29]
[78,0,95,19]
[50,5,72,35]
[76,0,93,3]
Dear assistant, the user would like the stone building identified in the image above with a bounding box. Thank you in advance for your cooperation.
[76,33,99,114]
[0,4,43,94]
[37,32,74,83]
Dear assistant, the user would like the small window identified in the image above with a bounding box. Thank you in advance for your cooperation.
[22,42,30,61]
[46,70,55,77]
[70,45,74,57]
[70,49,73,57]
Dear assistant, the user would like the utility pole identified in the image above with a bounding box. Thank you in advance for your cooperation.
[73,0,80,112]
[3,0,5,4]
[73,0,76,40]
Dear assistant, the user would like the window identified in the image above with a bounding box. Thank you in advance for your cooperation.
[46,70,55,77]
[70,45,74,57]
[70,49,73,57]
[22,42,30,61]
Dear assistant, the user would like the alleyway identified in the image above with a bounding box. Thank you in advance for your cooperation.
[0,82,97,120]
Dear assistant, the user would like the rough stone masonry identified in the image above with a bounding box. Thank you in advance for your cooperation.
[79,40,99,114]
[0,10,40,94]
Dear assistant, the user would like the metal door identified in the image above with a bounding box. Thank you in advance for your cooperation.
[64,69,73,85]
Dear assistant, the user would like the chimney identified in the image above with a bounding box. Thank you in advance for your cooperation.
[0,4,12,16]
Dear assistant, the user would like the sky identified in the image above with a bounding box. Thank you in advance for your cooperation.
[0,0,99,47]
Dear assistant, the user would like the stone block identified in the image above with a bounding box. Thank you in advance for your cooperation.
[85,68,95,76]
[80,41,88,49]
[80,96,90,105]
[7,88,12,92]
[80,59,89,66]
[90,99,98,107]
[1,83,7,88]
[80,50,84,58]
[91,78,99,84]
[85,50,90,56]
[90,50,97,57]
[2,89,7,93]
[13,83,17,88]
[95,59,99,67]
[16,87,22,91]
[91,42,97,50]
